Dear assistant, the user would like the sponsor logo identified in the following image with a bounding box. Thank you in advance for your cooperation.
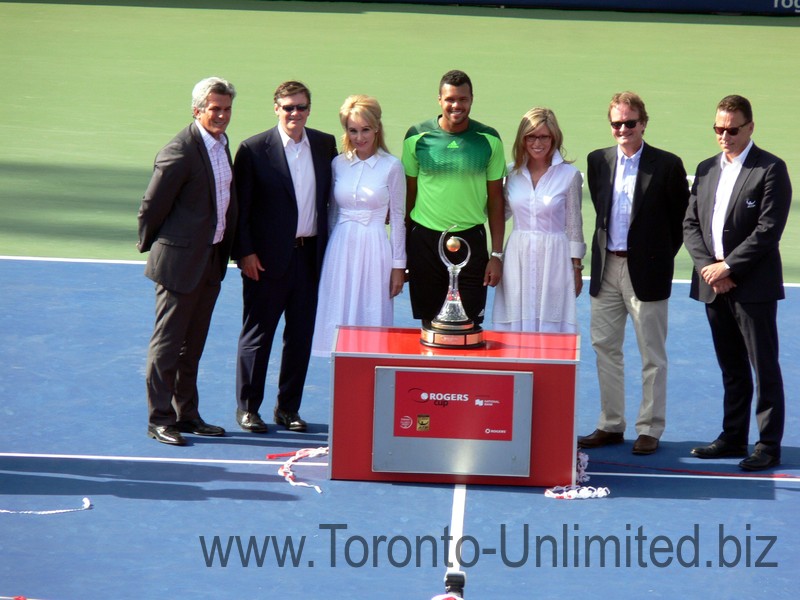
[409,387,470,408]
[474,398,500,407]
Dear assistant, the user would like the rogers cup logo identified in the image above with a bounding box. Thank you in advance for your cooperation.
[410,388,470,408]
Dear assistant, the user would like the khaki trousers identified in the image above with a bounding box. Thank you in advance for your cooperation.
[590,253,668,438]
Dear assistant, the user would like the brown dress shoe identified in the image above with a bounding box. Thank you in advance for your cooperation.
[577,429,624,449]
[632,434,659,455]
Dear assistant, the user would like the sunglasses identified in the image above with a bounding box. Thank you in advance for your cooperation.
[713,121,750,136]
[278,104,309,113]
[610,119,639,130]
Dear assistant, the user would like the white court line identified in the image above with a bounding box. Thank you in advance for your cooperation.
[0,453,795,482]
[0,255,144,265]
[4,256,800,287]
[447,484,467,569]
[588,470,800,483]
[0,452,326,468]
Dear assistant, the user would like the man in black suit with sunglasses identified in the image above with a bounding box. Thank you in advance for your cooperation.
[233,80,337,434]
[578,91,689,456]
[684,95,791,471]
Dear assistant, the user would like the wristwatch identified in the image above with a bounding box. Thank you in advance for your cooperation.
[491,251,504,261]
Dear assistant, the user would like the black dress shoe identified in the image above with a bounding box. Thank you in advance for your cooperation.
[691,439,748,459]
[147,424,186,446]
[236,409,268,433]
[577,429,624,449]
[274,408,307,432]
[739,450,780,471]
[175,418,225,436]
[632,434,659,455]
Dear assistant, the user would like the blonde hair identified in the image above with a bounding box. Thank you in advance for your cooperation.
[339,95,389,156]
[511,107,569,171]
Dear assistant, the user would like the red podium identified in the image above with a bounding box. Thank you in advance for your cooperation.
[330,326,579,487]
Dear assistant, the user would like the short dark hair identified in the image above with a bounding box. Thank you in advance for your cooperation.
[274,80,311,105]
[439,70,472,95]
[716,94,753,122]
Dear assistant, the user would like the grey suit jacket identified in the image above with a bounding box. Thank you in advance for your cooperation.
[137,122,238,294]
[683,143,792,304]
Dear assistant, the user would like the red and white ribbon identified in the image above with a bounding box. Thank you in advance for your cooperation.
[267,447,329,494]
[545,451,610,500]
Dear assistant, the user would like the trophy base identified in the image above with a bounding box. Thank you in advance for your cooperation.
[420,321,485,349]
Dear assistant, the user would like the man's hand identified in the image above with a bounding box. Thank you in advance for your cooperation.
[712,279,737,294]
[240,253,264,281]
[484,256,503,287]
[701,260,731,286]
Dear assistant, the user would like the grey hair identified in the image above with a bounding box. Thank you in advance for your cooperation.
[191,77,236,113]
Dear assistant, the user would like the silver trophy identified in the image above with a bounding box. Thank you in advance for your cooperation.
[420,226,485,348]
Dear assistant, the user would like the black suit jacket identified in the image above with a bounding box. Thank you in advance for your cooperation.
[683,143,792,304]
[587,142,689,302]
[233,126,337,279]
[138,122,237,293]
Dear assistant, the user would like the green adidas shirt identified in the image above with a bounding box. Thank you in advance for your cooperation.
[402,116,506,231]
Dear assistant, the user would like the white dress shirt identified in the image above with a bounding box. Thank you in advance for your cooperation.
[712,140,753,260]
[278,126,317,238]
[607,143,643,251]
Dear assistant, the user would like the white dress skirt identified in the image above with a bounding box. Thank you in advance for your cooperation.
[492,152,586,333]
[312,150,406,356]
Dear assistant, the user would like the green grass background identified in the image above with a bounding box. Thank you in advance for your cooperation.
[2,0,798,281]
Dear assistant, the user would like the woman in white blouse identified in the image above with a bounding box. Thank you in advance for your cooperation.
[312,95,407,355]
[492,107,586,333]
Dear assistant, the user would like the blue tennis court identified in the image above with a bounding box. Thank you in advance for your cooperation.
[1,257,798,599]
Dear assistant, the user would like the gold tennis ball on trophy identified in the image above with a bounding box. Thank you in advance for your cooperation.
[446,237,461,252]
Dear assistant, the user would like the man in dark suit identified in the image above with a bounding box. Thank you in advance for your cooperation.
[233,81,337,434]
[578,91,689,456]
[138,77,238,446]
[684,95,791,471]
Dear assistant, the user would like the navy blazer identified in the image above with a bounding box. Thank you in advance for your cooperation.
[587,142,690,302]
[683,144,792,304]
[138,122,237,294]
[233,125,337,280]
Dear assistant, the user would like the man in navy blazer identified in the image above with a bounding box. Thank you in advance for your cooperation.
[684,95,792,471]
[138,77,238,446]
[233,81,337,434]
[578,91,689,456]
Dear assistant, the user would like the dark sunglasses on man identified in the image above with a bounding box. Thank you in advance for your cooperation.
[713,121,750,136]
[610,119,639,130]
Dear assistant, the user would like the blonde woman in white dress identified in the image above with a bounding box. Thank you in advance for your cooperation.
[312,95,406,355]
[493,107,586,333]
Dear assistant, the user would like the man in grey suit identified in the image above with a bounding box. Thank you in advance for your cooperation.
[578,91,689,456]
[138,77,238,446]
[233,81,337,434]
[684,95,792,471]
